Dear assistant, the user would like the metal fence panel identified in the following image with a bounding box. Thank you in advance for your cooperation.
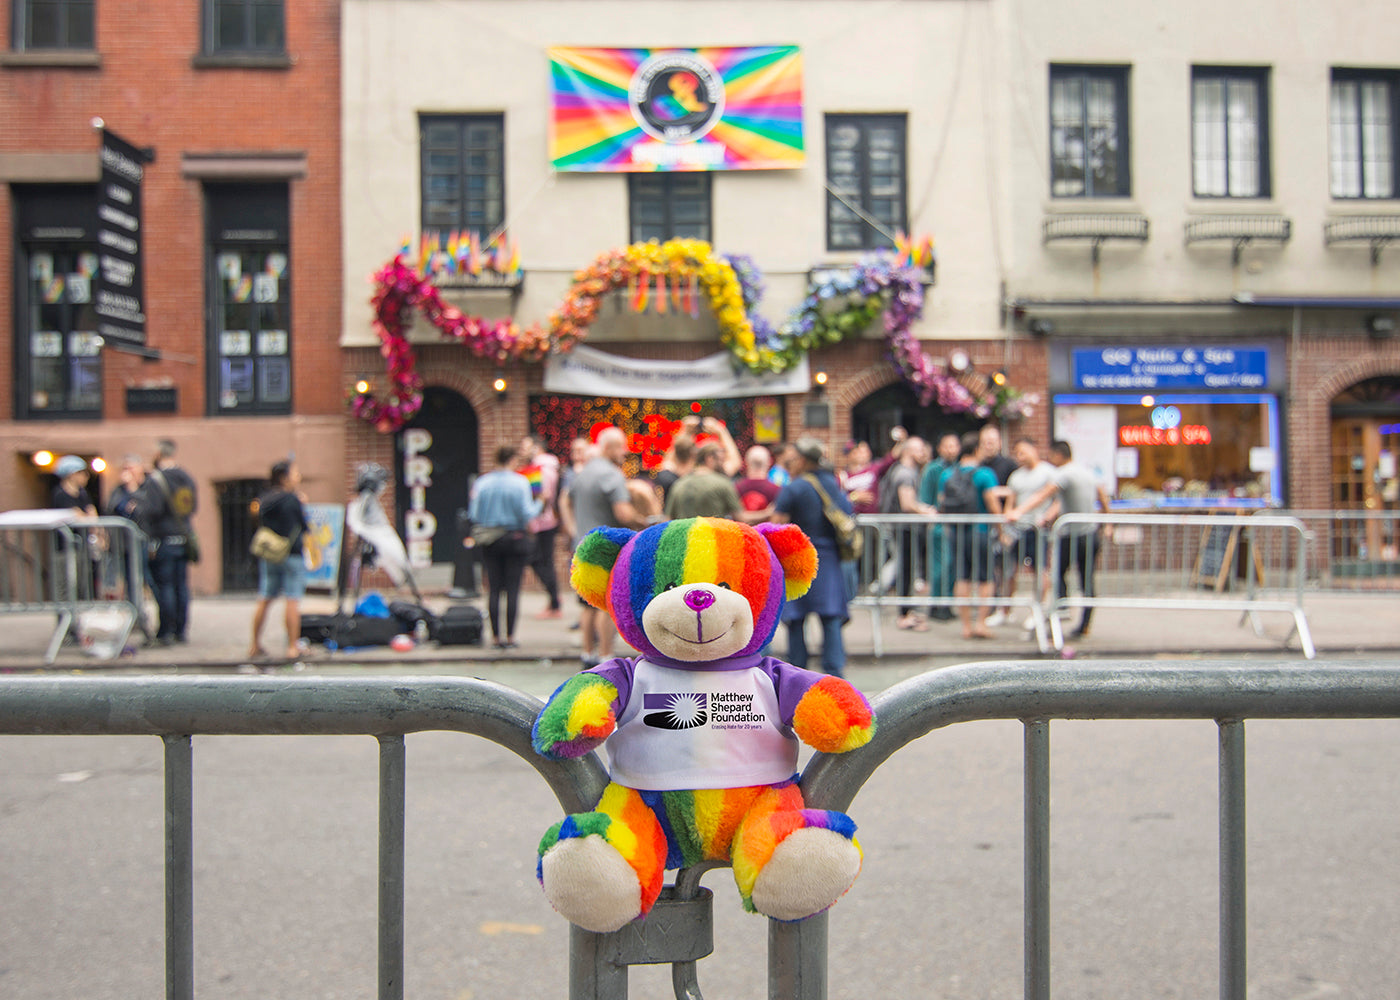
[1041,512,1315,656]
[4,666,1400,1000]
[0,516,150,660]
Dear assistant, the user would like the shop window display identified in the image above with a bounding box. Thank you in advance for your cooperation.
[1054,394,1281,508]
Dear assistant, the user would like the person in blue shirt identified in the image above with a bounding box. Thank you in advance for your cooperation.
[937,432,1003,639]
[468,445,542,650]
[771,438,853,677]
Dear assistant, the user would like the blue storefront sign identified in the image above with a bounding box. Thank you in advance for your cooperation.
[1073,346,1270,391]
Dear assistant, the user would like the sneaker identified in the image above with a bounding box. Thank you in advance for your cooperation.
[984,611,1008,628]
[534,608,563,620]
[1021,614,1038,631]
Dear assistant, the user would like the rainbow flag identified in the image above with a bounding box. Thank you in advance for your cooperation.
[521,464,544,499]
[549,46,804,173]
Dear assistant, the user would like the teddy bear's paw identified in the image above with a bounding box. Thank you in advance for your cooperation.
[540,835,644,933]
[750,827,863,922]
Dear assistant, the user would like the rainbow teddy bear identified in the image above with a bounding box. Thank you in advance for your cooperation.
[531,516,876,933]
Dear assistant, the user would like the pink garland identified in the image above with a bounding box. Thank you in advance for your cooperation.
[352,256,547,432]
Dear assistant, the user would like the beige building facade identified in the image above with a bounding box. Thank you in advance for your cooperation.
[340,0,1399,568]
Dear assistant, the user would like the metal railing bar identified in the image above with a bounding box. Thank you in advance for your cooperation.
[571,923,630,999]
[164,734,194,1000]
[379,735,406,1000]
[768,910,827,1000]
[0,675,608,814]
[1218,720,1246,1000]
[801,660,1400,812]
[1024,719,1050,1000]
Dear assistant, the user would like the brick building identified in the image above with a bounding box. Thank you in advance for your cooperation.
[1,0,343,593]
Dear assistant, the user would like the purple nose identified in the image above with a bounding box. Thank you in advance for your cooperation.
[683,588,716,612]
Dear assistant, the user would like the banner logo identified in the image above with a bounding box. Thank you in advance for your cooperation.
[629,52,726,144]
[643,692,709,730]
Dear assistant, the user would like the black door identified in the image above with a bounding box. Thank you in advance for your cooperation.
[219,478,264,591]
[850,382,979,453]
[394,387,479,566]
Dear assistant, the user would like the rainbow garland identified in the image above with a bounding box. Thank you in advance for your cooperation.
[353,240,1002,432]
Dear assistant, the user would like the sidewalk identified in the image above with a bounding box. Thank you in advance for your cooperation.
[1,584,1396,674]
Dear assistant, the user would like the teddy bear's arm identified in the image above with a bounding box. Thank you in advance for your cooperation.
[789,675,876,755]
[532,672,624,760]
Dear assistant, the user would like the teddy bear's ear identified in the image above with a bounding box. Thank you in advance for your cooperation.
[756,522,818,599]
[571,526,635,608]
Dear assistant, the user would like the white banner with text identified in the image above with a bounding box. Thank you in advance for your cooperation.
[543,344,810,399]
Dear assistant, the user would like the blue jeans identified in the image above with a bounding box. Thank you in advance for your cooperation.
[149,540,190,640]
[786,615,846,678]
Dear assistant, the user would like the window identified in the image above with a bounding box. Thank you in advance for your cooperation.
[13,0,93,50]
[1330,70,1399,200]
[1052,394,1283,508]
[825,114,907,250]
[13,186,102,420]
[206,185,291,415]
[1049,66,1131,198]
[420,115,505,241]
[204,0,284,56]
[1192,67,1271,198]
[628,174,712,243]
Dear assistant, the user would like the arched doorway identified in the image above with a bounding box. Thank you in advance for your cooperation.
[394,386,479,568]
[1329,375,1400,510]
[850,382,981,454]
[1329,374,1399,568]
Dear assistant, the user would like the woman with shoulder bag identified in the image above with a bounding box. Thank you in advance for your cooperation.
[468,445,542,650]
[249,459,309,659]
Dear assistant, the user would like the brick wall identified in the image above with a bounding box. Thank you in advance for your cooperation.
[1287,330,1400,510]
[0,0,343,420]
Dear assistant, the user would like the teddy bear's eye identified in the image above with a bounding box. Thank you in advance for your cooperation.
[662,582,677,591]
[717,581,732,590]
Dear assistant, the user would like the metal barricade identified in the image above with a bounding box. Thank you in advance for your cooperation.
[791,659,1400,1000]
[0,515,150,661]
[3,664,1400,999]
[1287,508,1400,592]
[851,513,1050,654]
[1041,512,1315,658]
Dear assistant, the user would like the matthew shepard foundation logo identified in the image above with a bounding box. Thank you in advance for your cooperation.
[628,51,726,144]
[643,692,708,730]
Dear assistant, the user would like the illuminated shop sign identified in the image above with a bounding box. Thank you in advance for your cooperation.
[1118,404,1212,446]
[1074,346,1269,390]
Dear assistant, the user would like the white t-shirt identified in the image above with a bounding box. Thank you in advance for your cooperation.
[1006,461,1057,530]
[605,659,798,791]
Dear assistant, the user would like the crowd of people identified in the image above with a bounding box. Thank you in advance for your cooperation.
[467,416,1113,679]
[44,440,201,649]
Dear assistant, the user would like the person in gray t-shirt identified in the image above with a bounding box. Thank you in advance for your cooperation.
[994,438,1059,626]
[1002,440,1113,639]
[557,426,646,666]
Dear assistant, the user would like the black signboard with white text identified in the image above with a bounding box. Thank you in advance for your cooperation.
[95,128,147,347]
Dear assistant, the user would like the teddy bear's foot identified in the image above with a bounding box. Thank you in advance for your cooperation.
[540,834,645,933]
[749,827,863,922]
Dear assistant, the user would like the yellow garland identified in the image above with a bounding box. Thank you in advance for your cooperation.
[553,240,767,366]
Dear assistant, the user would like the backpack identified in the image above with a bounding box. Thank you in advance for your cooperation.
[939,467,980,514]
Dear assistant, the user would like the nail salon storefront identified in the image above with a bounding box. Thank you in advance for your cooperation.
[1048,341,1286,509]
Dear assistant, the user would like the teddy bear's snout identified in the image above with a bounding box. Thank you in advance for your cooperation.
[683,588,716,612]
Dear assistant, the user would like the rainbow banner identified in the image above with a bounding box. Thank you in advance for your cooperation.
[549,45,804,172]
